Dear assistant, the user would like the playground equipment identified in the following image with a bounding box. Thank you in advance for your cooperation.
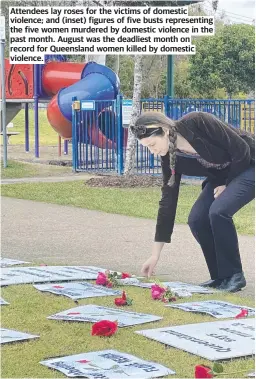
[2,56,120,156]
[2,55,254,162]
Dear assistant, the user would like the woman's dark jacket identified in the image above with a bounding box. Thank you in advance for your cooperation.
[155,111,255,243]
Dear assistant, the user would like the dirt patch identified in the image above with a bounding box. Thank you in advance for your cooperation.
[48,160,72,167]
[85,175,166,188]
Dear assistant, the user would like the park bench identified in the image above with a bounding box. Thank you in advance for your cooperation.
[1,131,20,144]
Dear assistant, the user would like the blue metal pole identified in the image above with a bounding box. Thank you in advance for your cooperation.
[25,102,29,152]
[117,94,123,175]
[72,96,78,172]
[164,94,170,117]
[34,64,39,158]
[149,153,154,169]
[64,139,68,155]
[1,38,7,167]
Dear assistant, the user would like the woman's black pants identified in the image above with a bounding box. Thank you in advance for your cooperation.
[188,166,255,280]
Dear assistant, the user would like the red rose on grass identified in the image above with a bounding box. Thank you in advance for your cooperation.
[115,298,127,306]
[151,284,166,300]
[96,272,108,286]
[195,365,213,378]
[114,291,133,306]
[91,320,118,337]
[235,309,248,318]
[121,272,131,279]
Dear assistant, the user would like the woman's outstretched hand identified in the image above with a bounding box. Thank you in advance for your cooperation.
[141,255,160,278]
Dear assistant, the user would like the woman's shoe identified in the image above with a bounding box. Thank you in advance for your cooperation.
[200,279,223,288]
[217,272,246,293]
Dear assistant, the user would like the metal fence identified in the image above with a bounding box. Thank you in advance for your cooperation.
[72,97,255,175]
[72,98,121,173]
[167,98,254,133]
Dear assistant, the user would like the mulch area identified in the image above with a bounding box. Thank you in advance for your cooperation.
[85,175,165,188]
[48,160,72,166]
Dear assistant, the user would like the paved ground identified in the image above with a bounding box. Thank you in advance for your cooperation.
[1,175,202,186]
[2,197,255,297]
[1,174,96,184]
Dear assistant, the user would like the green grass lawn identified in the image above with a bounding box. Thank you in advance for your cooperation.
[1,160,72,179]
[3,109,59,146]
[1,181,254,235]
[1,280,254,378]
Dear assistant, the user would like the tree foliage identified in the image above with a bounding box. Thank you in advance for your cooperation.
[189,24,255,97]
[2,1,254,99]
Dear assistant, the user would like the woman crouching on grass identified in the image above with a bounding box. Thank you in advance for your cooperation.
[131,111,255,293]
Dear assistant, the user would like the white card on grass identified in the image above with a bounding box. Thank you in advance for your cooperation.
[134,281,214,293]
[166,300,255,318]
[1,328,39,344]
[34,282,121,300]
[0,297,9,305]
[1,266,106,286]
[48,304,162,327]
[136,318,255,361]
[40,349,175,378]
[0,258,30,267]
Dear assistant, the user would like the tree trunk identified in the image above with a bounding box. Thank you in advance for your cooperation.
[124,55,143,176]
[113,55,120,75]
[90,55,106,65]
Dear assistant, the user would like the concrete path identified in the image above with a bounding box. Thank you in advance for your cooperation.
[2,197,255,297]
[1,175,202,186]
[1,174,96,185]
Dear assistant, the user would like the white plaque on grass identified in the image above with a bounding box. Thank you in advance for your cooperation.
[48,305,162,327]
[136,318,255,361]
[34,282,121,300]
[0,258,30,267]
[166,300,255,319]
[1,266,105,286]
[0,297,9,305]
[116,278,141,286]
[1,328,39,344]
[137,281,214,294]
[40,349,175,378]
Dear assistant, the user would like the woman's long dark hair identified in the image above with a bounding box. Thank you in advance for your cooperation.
[132,112,177,186]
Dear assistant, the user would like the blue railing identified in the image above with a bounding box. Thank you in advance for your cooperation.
[72,98,119,172]
[72,97,255,175]
[166,98,254,131]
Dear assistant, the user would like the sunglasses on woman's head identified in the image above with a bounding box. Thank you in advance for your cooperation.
[131,125,162,139]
